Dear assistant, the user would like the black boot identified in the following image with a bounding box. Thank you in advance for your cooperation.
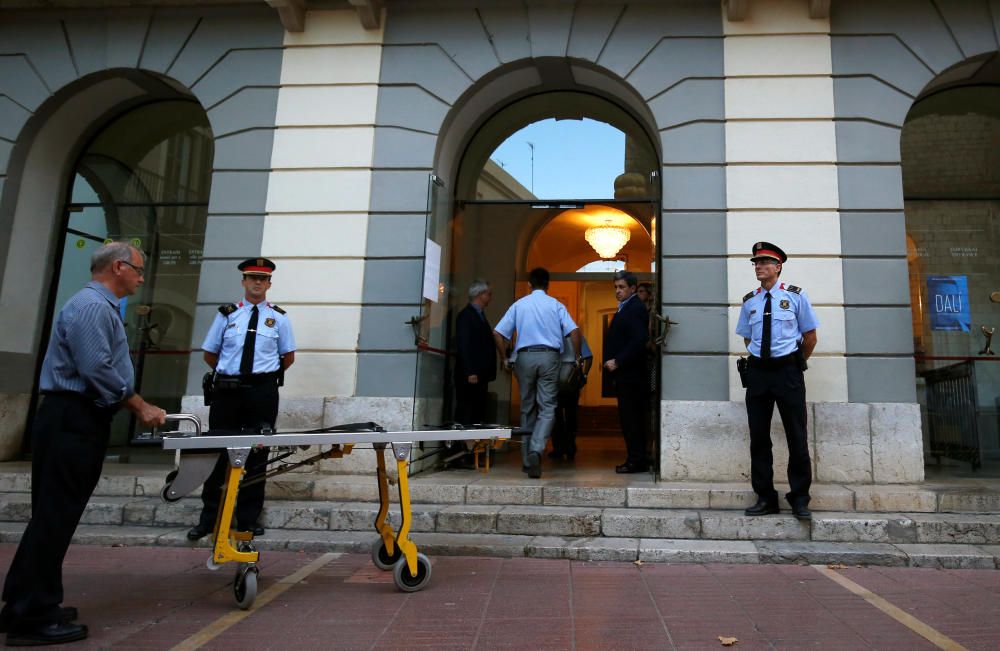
[788,495,812,520]
[744,498,780,516]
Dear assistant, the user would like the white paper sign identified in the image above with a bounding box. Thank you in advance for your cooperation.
[422,238,441,302]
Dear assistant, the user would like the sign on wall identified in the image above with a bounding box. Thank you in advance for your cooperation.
[927,275,971,332]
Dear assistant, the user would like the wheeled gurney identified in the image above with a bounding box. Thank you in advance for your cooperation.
[156,415,511,608]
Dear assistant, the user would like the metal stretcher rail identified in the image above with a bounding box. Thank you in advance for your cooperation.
[156,414,510,609]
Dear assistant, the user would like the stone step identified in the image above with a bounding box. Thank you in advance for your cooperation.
[2,465,999,513]
[3,493,999,545]
[0,522,994,569]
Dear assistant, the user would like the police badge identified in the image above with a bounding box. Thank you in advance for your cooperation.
[265,317,276,328]
[779,299,790,310]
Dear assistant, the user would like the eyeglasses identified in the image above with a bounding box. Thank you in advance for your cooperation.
[119,260,145,276]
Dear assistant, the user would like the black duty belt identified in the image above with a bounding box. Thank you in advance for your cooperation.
[519,345,559,352]
[747,353,797,369]
[217,371,281,387]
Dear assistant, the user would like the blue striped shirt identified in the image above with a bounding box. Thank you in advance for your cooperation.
[39,281,135,407]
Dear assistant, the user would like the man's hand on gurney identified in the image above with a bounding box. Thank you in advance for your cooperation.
[125,395,168,427]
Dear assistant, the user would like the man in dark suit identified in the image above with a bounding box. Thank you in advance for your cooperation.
[603,270,650,473]
[454,279,496,425]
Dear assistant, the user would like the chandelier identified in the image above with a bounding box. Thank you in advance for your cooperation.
[585,220,630,259]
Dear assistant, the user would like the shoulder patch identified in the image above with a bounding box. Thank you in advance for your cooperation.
[786,285,802,294]
[270,304,287,315]
[742,291,755,303]
[218,303,237,316]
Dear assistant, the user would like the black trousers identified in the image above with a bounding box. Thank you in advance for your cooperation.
[616,379,649,466]
[2,393,114,627]
[454,377,488,425]
[197,378,279,530]
[552,387,580,456]
[745,362,811,504]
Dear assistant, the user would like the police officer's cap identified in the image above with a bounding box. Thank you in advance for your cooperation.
[238,257,276,277]
[750,242,787,264]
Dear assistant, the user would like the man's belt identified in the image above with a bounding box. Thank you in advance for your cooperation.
[519,345,559,352]
[216,371,281,388]
[747,353,797,369]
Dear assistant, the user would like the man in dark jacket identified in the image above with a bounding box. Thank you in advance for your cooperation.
[454,279,496,425]
[603,270,650,473]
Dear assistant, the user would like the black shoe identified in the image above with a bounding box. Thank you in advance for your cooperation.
[527,452,541,478]
[0,608,77,634]
[789,499,811,520]
[253,524,265,536]
[522,465,530,473]
[744,499,780,516]
[6,622,88,646]
[186,523,213,541]
[615,463,648,474]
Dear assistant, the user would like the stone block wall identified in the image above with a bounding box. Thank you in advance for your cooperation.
[660,400,923,484]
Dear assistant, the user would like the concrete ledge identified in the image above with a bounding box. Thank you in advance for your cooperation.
[897,543,997,569]
[639,539,759,564]
[755,541,907,566]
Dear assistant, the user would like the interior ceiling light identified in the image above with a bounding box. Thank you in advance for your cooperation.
[585,220,630,259]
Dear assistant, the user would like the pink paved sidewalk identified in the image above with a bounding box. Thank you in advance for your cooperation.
[0,544,998,650]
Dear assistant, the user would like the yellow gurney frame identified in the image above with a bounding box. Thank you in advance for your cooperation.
[157,415,511,609]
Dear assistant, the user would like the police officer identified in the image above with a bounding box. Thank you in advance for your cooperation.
[187,258,296,540]
[735,242,819,520]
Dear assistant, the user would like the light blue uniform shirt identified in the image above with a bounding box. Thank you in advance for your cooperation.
[202,300,296,375]
[735,282,819,358]
[494,289,578,352]
[39,281,135,407]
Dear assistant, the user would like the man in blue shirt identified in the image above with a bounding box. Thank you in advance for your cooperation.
[187,258,296,541]
[735,242,819,520]
[494,268,581,478]
[1,242,166,646]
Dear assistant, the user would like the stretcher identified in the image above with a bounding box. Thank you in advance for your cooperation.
[155,415,511,608]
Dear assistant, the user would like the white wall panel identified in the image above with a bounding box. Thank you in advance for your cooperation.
[275,86,379,127]
[726,121,837,163]
[282,305,361,351]
[271,127,375,168]
[727,165,839,209]
[262,214,367,257]
[726,211,840,255]
[281,352,357,397]
[725,77,834,119]
[265,170,372,213]
[266,259,364,303]
[727,258,844,305]
[280,45,383,85]
[725,34,832,76]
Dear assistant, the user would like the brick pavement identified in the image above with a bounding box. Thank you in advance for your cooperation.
[0,544,998,650]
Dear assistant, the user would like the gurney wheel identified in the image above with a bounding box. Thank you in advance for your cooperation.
[392,553,432,593]
[206,556,223,571]
[161,470,181,503]
[372,539,402,571]
[234,565,258,610]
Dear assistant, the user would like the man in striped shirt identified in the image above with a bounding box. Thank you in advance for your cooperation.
[1,242,166,646]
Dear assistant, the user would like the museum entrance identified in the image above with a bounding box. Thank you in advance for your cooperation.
[412,90,662,476]
[33,99,213,460]
[903,58,1000,476]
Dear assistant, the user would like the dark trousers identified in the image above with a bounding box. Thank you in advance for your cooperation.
[2,393,113,627]
[745,363,811,504]
[552,388,580,457]
[616,380,649,466]
[454,377,488,425]
[198,379,279,530]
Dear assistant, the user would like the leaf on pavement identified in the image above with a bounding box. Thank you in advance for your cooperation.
[718,635,738,646]
[827,563,848,569]
[633,559,644,566]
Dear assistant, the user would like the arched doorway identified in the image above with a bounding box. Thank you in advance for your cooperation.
[903,53,1000,474]
[38,99,213,458]
[414,88,661,473]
